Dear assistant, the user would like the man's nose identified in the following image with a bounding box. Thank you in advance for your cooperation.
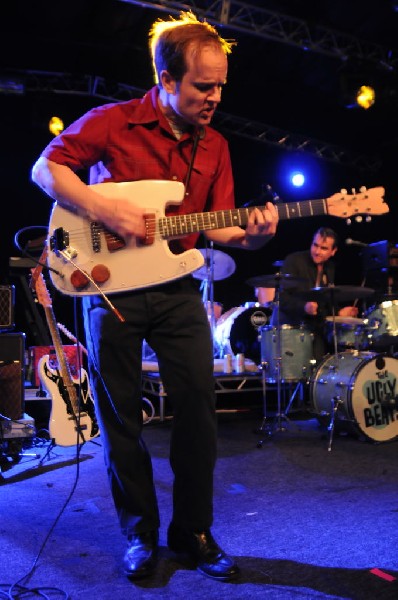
[208,86,222,102]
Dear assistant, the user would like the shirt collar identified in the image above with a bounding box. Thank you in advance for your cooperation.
[127,86,209,148]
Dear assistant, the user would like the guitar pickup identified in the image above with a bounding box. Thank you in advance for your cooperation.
[50,227,77,259]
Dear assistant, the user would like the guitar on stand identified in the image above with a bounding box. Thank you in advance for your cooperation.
[32,270,99,446]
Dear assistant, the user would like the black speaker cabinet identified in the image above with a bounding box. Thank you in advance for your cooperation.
[0,285,15,331]
[0,332,25,420]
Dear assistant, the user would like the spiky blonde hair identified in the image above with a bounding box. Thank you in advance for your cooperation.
[149,11,236,85]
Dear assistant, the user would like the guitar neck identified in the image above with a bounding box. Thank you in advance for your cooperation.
[44,305,79,411]
[159,199,327,237]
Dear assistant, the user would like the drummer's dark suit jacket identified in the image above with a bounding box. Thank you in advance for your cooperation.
[271,249,336,364]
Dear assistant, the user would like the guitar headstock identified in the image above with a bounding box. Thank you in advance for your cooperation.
[326,186,388,219]
[32,271,52,309]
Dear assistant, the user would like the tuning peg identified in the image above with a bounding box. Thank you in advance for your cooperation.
[351,188,356,194]
[359,185,367,193]
[366,215,372,222]
[355,216,363,223]
[340,188,348,194]
[346,218,352,225]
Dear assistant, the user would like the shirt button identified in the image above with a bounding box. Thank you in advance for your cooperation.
[172,175,177,180]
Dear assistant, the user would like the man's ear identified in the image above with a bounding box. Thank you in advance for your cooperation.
[160,70,176,94]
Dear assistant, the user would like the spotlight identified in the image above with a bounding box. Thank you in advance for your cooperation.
[48,116,64,136]
[339,62,380,110]
[290,171,305,187]
[356,85,376,110]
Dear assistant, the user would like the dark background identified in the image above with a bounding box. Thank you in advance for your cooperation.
[1,0,398,346]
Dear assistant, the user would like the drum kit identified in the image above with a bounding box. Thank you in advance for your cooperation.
[253,279,398,448]
[194,245,398,449]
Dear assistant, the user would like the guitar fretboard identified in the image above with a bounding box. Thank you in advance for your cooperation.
[158,199,327,238]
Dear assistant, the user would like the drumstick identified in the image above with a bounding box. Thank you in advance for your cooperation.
[353,277,367,309]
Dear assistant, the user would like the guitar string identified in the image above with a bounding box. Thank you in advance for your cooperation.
[58,198,334,244]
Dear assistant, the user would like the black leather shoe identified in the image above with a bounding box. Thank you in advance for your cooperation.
[167,523,239,581]
[123,530,158,580]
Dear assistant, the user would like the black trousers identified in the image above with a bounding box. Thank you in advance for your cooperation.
[82,277,217,537]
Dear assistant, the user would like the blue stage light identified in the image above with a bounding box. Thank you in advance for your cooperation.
[290,171,305,187]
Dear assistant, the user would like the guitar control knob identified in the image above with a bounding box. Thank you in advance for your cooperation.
[70,270,89,290]
[91,264,110,284]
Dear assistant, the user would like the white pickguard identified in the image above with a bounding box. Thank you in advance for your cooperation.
[38,355,100,447]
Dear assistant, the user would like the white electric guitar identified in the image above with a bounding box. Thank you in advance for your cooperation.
[46,180,388,297]
[33,271,100,446]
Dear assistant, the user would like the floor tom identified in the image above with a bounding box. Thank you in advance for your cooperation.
[261,325,315,382]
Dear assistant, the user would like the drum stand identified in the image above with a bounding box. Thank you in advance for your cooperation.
[324,288,340,451]
[327,396,343,452]
[257,274,293,446]
[198,243,219,356]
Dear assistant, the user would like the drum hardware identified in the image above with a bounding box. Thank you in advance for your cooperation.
[327,396,344,452]
[247,272,309,445]
[193,244,236,356]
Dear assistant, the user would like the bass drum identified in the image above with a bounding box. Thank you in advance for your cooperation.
[310,351,398,442]
[214,306,271,364]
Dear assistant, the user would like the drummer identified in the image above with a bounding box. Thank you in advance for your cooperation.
[260,227,358,365]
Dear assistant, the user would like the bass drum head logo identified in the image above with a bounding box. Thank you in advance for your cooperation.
[250,310,269,329]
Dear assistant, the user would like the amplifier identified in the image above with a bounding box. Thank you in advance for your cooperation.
[0,412,35,439]
[0,285,15,331]
[0,332,26,420]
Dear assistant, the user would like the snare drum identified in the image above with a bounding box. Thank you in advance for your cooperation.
[214,306,271,364]
[364,300,398,347]
[260,325,315,382]
[310,351,398,442]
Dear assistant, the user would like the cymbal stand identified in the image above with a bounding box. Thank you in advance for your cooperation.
[272,275,291,433]
[327,396,343,452]
[329,287,338,356]
[324,287,344,451]
[199,242,218,356]
[255,357,272,445]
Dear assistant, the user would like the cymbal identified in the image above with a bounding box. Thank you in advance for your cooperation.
[246,273,305,288]
[192,249,236,281]
[325,316,365,326]
[300,285,375,303]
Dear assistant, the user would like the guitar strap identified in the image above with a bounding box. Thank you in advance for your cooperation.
[184,126,205,197]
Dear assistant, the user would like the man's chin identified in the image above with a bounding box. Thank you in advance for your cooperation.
[198,112,214,124]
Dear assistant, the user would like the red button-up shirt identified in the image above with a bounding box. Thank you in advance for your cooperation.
[41,86,235,251]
